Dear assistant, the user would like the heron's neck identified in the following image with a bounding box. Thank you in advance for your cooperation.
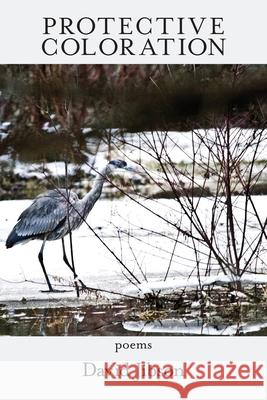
[80,167,108,216]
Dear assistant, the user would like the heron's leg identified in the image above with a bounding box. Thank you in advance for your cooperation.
[62,238,76,277]
[62,237,81,297]
[38,238,53,292]
[62,237,87,293]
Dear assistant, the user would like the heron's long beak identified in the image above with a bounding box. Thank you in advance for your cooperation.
[124,166,136,172]
[124,165,145,174]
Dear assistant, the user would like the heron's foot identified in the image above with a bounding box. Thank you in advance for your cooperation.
[73,278,80,298]
[78,278,89,290]
[41,288,73,293]
[73,277,90,293]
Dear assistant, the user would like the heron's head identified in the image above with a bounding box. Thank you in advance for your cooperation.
[106,159,128,175]
[103,159,143,178]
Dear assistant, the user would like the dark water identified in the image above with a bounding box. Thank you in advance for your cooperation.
[0,301,267,336]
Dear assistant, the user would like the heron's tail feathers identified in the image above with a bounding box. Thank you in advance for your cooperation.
[6,229,27,248]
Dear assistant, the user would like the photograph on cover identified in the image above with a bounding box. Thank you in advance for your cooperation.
[0,64,267,336]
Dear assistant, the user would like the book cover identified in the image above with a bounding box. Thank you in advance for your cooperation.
[0,1,266,399]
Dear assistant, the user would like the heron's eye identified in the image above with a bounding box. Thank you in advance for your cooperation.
[109,159,127,168]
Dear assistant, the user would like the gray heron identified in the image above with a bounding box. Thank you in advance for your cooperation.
[6,159,133,292]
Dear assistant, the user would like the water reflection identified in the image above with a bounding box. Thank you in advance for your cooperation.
[0,301,267,336]
[0,303,130,336]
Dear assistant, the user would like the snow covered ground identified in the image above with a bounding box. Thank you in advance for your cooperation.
[0,198,139,302]
[1,194,267,303]
[0,196,184,302]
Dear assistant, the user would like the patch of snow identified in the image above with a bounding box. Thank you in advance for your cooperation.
[13,161,79,179]
[0,122,11,131]
[123,318,267,335]
[42,122,61,133]
[0,155,10,162]
[229,290,247,299]
[124,273,267,296]
[191,301,202,309]
[2,128,267,187]
[73,313,85,323]
[82,128,93,134]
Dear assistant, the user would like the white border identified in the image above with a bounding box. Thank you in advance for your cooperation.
[0,0,266,63]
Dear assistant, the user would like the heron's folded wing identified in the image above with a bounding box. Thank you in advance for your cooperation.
[15,194,68,237]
